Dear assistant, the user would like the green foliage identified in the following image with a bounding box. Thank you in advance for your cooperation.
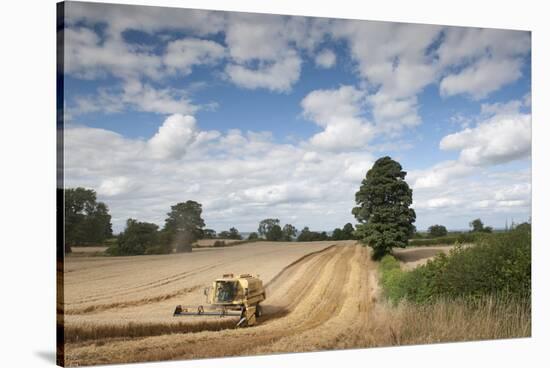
[162,201,205,252]
[379,227,531,304]
[428,224,448,237]
[219,227,242,240]
[202,229,217,239]
[469,218,493,233]
[378,255,408,303]
[258,218,280,239]
[352,157,416,259]
[342,223,355,239]
[65,187,113,250]
[297,227,329,241]
[107,219,170,256]
[266,224,283,241]
[332,223,356,240]
[410,232,478,246]
[247,232,259,241]
[282,224,297,241]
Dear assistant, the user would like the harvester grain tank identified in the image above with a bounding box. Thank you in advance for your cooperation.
[173,273,266,327]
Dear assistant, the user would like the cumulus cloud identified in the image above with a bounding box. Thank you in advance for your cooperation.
[71,80,198,116]
[225,51,302,92]
[315,49,336,68]
[148,114,199,160]
[301,86,375,151]
[440,57,523,99]
[64,27,163,81]
[437,28,530,99]
[440,112,531,166]
[222,14,309,92]
[99,177,136,197]
[63,115,378,232]
[164,38,225,76]
[411,161,474,190]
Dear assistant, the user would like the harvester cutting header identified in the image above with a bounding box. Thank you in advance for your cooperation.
[173,273,266,327]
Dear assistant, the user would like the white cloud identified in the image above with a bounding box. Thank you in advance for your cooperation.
[65,2,226,38]
[440,112,531,166]
[148,114,199,160]
[411,161,474,190]
[164,38,225,75]
[64,27,163,81]
[437,28,530,68]
[368,93,420,133]
[315,49,336,68]
[440,57,523,99]
[64,116,378,232]
[331,21,442,99]
[225,51,302,92]
[494,183,531,201]
[437,28,530,99]
[99,177,136,197]
[301,86,375,151]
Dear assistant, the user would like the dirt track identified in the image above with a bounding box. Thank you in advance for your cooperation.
[64,243,383,365]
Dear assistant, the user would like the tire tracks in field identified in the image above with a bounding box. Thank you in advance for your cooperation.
[64,244,366,365]
[66,262,224,307]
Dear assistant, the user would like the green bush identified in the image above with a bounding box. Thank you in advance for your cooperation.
[213,240,226,247]
[379,227,531,304]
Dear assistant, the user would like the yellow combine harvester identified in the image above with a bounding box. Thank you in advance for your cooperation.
[173,273,266,327]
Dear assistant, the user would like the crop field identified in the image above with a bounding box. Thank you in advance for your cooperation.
[63,241,362,365]
[61,240,528,366]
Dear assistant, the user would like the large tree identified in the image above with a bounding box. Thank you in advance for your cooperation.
[352,157,416,259]
[428,224,448,238]
[266,224,283,241]
[282,224,297,241]
[342,223,355,240]
[258,218,280,239]
[113,219,163,255]
[64,187,113,251]
[162,200,205,252]
[469,218,493,233]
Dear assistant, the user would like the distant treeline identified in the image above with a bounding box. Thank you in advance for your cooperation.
[63,188,357,256]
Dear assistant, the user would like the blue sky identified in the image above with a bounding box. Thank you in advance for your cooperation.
[62,2,532,233]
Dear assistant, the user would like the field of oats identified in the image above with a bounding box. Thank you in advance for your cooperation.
[60,242,529,366]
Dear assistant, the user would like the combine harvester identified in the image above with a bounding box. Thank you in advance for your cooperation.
[173,273,266,327]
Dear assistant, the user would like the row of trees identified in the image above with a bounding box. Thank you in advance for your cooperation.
[64,187,359,256]
[425,219,494,239]
[111,200,205,255]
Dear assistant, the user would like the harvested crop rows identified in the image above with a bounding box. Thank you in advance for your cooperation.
[63,241,388,366]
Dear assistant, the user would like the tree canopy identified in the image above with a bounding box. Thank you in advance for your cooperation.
[282,224,297,241]
[469,218,493,233]
[258,218,280,239]
[428,224,448,238]
[64,187,113,251]
[109,219,171,255]
[352,157,416,259]
[332,223,356,240]
[266,224,283,241]
[162,200,205,252]
[297,227,329,242]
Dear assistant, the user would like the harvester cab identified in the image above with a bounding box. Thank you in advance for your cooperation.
[173,273,266,327]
